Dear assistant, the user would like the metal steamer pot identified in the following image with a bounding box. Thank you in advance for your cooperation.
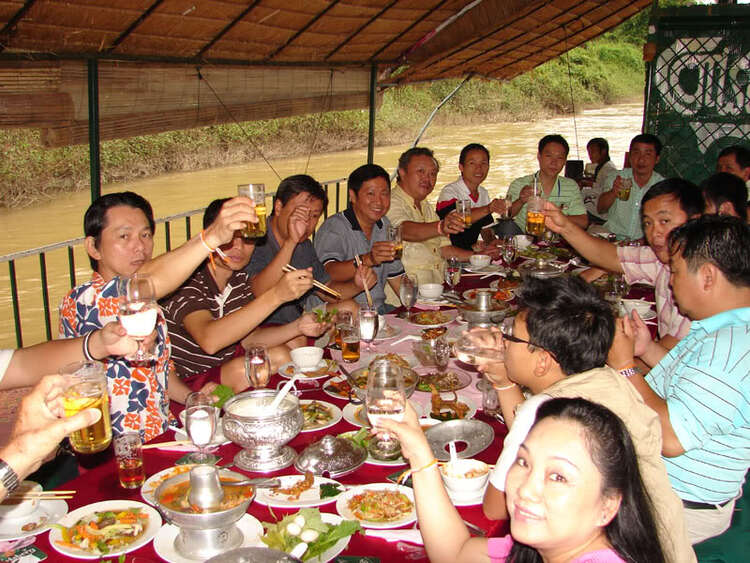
[456,289,509,329]
[153,468,255,561]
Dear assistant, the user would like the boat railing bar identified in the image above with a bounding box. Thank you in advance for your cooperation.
[1,178,347,348]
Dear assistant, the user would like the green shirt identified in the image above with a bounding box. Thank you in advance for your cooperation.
[603,169,664,240]
[508,173,586,231]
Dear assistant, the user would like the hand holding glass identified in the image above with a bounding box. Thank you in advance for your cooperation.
[60,361,112,454]
[237,183,267,238]
[118,274,158,362]
[366,359,406,460]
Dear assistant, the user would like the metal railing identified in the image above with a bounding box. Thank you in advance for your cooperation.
[0,178,347,349]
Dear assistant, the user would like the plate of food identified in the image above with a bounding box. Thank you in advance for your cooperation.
[342,401,424,428]
[141,465,196,506]
[415,369,472,393]
[338,430,408,467]
[0,499,68,541]
[409,310,456,328]
[255,474,345,508]
[259,508,359,562]
[374,322,401,341]
[489,278,521,291]
[336,484,416,529]
[462,288,515,304]
[322,375,354,400]
[463,263,505,275]
[300,399,343,432]
[49,500,161,559]
[427,389,477,422]
[279,359,339,380]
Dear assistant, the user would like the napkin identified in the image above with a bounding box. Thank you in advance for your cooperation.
[364,529,424,545]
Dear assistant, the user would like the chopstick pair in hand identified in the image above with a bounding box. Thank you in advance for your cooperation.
[281,264,342,299]
[353,254,374,309]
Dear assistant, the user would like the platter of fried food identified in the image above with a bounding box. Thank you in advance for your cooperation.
[335,484,416,529]
[254,472,346,508]
[428,387,477,421]
[409,310,455,328]
[415,369,472,393]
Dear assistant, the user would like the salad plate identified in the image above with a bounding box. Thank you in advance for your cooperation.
[0,499,67,541]
[254,475,344,508]
[335,484,416,529]
[48,500,161,559]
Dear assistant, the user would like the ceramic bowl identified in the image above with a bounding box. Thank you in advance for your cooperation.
[440,459,490,496]
[622,299,652,317]
[290,346,324,371]
[514,235,533,250]
[419,283,444,299]
[469,254,491,268]
[0,481,41,518]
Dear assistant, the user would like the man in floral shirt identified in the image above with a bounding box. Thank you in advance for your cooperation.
[60,192,256,441]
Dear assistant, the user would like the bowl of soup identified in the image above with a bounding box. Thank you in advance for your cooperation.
[440,458,490,496]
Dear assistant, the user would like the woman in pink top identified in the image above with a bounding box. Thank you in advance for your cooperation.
[377,398,665,563]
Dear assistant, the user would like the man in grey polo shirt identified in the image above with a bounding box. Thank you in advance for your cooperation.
[315,164,404,313]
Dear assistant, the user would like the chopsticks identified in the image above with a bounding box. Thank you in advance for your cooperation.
[353,254,374,309]
[8,490,75,500]
[282,264,342,299]
[142,440,192,450]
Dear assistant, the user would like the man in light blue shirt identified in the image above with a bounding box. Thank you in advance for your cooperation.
[599,134,664,240]
[609,215,750,544]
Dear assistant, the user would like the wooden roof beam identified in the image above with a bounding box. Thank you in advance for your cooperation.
[196,1,262,59]
[324,0,398,61]
[104,0,164,54]
[0,0,38,54]
[264,1,341,62]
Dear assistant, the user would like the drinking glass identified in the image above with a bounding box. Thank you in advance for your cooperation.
[331,310,353,350]
[388,225,403,260]
[618,177,633,201]
[340,324,360,363]
[454,330,505,365]
[604,274,630,313]
[114,432,145,489]
[501,236,517,266]
[60,361,112,454]
[359,306,379,353]
[185,392,217,464]
[118,274,158,362]
[366,359,406,460]
[398,273,418,319]
[444,257,461,297]
[245,345,271,388]
[457,199,472,228]
[433,336,451,376]
[526,196,546,237]
[237,183,267,238]
[502,193,513,219]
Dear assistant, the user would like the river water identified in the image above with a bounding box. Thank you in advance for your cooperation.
[0,102,643,347]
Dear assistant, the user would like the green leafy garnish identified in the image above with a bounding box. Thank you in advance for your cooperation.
[313,308,337,323]
[342,428,370,449]
[210,384,234,408]
[319,483,342,499]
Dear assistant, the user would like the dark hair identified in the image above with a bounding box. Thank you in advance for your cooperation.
[718,145,750,169]
[396,147,439,183]
[669,215,750,288]
[641,178,704,218]
[84,191,155,270]
[587,138,611,178]
[347,164,390,197]
[507,398,665,563]
[272,174,328,215]
[630,133,662,156]
[203,198,230,229]
[700,173,748,218]
[516,276,614,375]
[459,143,490,165]
[538,134,569,156]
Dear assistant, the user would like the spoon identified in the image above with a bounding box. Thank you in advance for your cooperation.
[223,477,281,489]
[269,374,300,411]
[448,440,458,464]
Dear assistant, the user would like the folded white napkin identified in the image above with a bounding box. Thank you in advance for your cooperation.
[364,529,424,545]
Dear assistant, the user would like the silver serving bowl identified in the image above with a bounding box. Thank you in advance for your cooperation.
[222,390,303,472]
[424,419,495,461]
[154,467,255,560]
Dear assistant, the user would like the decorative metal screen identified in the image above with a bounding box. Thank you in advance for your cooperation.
[644,5,749,183]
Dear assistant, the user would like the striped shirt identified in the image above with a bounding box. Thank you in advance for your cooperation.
[161,263,252,378]
[617,245,691,340]
[646,307,750,504]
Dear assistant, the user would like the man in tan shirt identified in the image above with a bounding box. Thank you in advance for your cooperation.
[477,276,694,563]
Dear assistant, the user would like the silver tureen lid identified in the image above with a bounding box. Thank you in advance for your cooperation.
[294,434,367,478]
[518,258,567,279]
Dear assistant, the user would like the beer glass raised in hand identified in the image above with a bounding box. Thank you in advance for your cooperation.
[61,361,112,454]
[237,183,267,238]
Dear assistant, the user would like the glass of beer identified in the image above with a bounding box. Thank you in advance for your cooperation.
[332,311,353,350]
[526,196,546,237]
[457,199,472,227]
[114,432,145,488]
[60,361,112,454]
[341,324,360,363]
[237,183,267,238]
[388,225,403,260]
[618,177,633,201]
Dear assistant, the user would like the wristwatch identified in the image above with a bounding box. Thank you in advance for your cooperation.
[619,366,642,378]
[0,458,20,494]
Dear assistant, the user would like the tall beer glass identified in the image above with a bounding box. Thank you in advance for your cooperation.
[60,361,112,454]
[237,184,267,238]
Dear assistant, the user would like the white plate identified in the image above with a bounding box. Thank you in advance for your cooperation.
[174,424,230,447]
[300,399,343,433]
[279,359,339,380]
[374,323,401,341]
[154,513,263,563]
[409,310,457,329]
[141,465,197,506]
[254,475,344,508]
[336,484,416,529]
[342,401,423,428]
[0,500,67,541]
[49,500,161,560]
[254,512,352,563]
[322,375,352,401]
[426,394,477,422]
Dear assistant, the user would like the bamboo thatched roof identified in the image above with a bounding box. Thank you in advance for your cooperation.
[0,0,652,145]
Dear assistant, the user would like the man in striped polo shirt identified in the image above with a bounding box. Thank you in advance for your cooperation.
[609,215,750,543]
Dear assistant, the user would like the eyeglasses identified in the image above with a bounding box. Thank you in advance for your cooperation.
[500,323,534,346]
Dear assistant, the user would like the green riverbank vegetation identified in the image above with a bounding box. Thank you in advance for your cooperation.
[0,3,688,208]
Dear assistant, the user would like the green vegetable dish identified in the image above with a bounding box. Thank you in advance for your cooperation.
[261,507,360,561]
[53,508,148,555]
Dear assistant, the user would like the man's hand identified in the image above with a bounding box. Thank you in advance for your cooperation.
[518,185,534,204]
[90,322,138,359]
[541,200,570,234]
[296,313,330,338]
[443,211,466,235]
[607,317,637,370]
[353,265,377,290]
[287,206,311,244]
[274,269,314,302]
[489,198,506,216]
[370,241,396,266]
[203,197,257,248]
[8,375,102,477]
